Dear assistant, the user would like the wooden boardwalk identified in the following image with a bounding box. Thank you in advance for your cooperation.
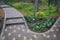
[0,1,60,40]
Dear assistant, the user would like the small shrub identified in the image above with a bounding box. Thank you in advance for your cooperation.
[35,11,46,19]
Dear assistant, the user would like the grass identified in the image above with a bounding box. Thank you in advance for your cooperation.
[9,2,34,16]
[5,2,60,17]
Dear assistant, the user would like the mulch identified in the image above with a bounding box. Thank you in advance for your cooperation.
[0,8,4,18]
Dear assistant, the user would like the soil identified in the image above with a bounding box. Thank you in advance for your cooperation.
[0,8,4,33]
[0,8,4,18]
[50,14,60,18]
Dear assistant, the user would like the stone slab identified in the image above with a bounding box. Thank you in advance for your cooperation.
[6,18,24,24]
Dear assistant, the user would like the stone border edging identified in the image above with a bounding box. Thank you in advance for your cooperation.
[0,8,6,40]
[24,17,60,34]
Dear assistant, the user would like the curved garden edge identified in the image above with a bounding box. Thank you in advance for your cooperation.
[26,17,60,34]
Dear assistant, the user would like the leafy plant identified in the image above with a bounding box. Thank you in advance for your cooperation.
[27,17,57,33]
[25,15,34,22]
[35,11,46,19]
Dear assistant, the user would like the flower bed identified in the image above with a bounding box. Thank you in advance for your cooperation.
[25,16,58,33]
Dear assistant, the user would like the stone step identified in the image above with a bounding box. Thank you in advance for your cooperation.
[0,5,11,8]
[6,24,25,28]
[6,18,24,25]
[6,17,23,20]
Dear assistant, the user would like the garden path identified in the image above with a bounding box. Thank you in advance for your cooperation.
[0,1,60,40]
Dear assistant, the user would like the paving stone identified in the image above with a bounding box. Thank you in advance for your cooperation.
[3,8,23,18]
[6,18,24,24]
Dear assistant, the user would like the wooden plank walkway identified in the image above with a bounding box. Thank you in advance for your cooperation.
[0,1,60,40]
